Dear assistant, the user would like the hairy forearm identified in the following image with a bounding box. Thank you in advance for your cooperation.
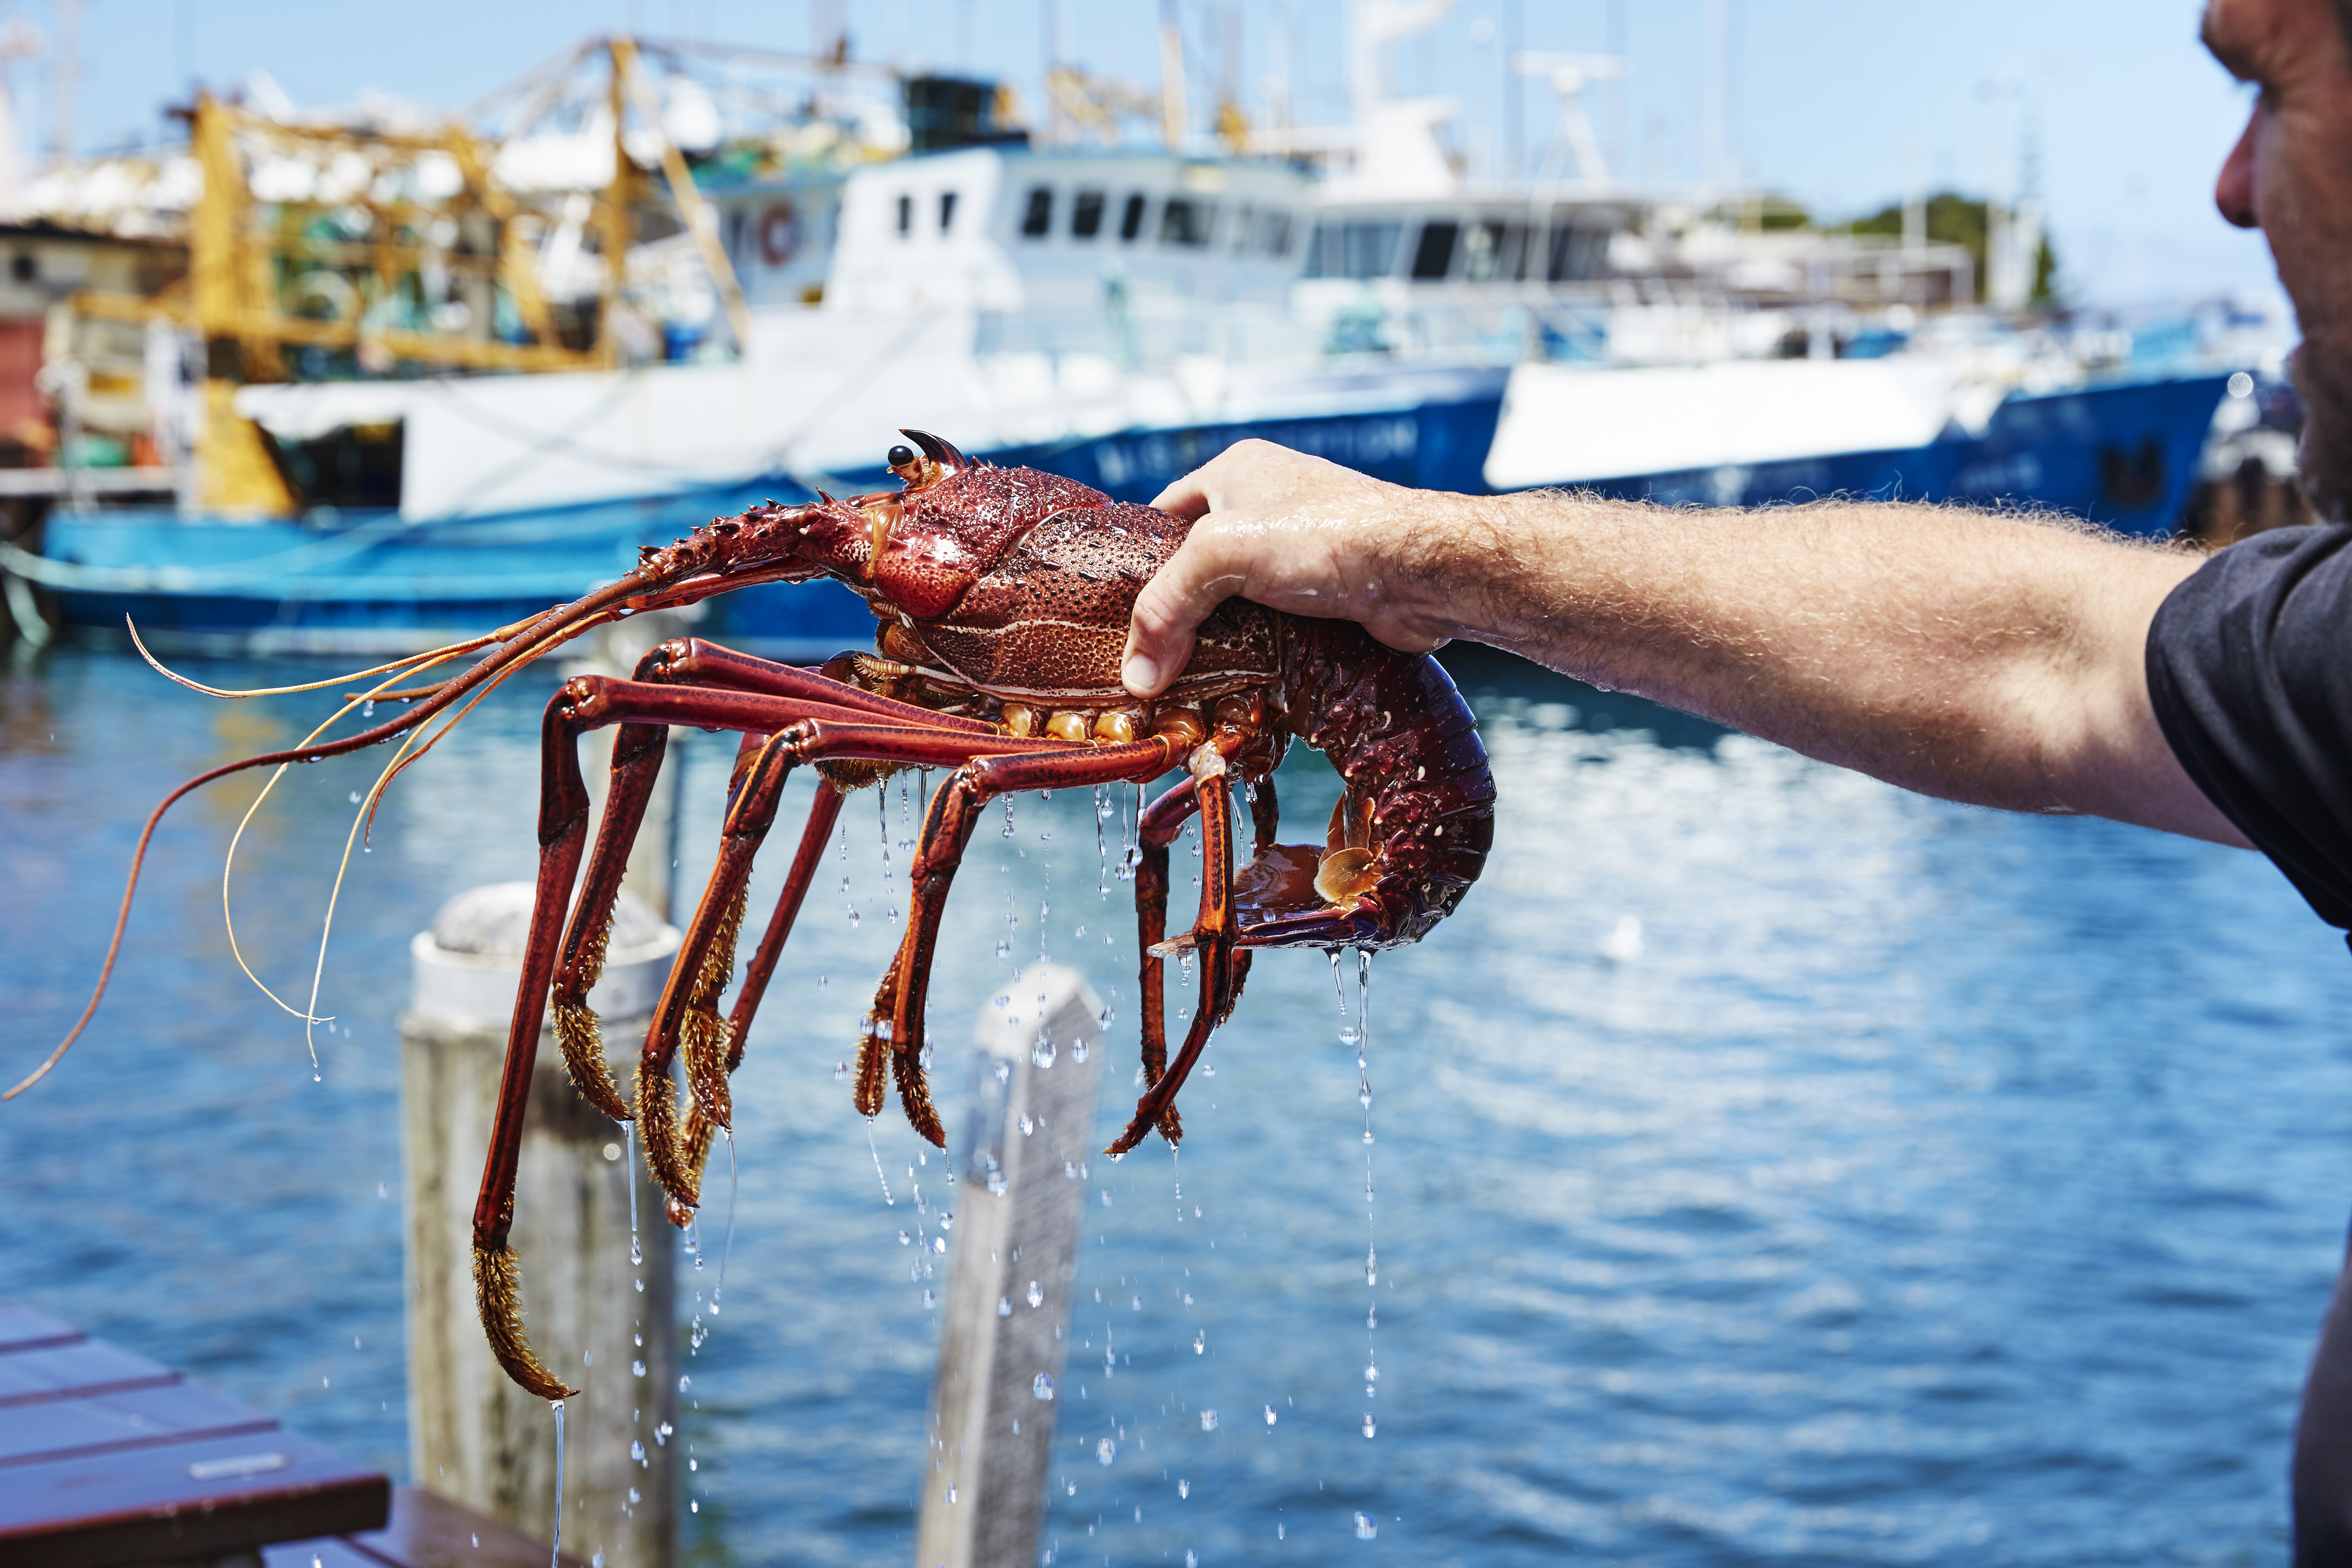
[1408,490,2205,819]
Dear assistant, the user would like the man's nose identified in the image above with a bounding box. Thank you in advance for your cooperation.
[2216,107,2261,228]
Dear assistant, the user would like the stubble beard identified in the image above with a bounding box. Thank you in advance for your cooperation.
[2291,341,2352,523]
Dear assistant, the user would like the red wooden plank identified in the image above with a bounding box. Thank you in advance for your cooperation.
[0,1379,279,1468]
[0,1342,174,1407]
[0,1427,389,1568]
[263,1488,588,1568]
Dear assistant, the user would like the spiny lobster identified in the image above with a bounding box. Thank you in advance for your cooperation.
[13,430,1494,1401]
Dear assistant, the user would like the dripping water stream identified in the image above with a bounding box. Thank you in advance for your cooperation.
[1334,948,1379,1440]
[549,1399,566,1568]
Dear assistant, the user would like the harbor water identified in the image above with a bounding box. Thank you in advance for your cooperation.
[5,640,2351,1566]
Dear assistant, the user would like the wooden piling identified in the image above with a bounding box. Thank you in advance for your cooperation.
[915,963,1108,1568]
[404,883,681,1568]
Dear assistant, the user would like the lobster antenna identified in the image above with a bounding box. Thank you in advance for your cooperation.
[130,617,496,699]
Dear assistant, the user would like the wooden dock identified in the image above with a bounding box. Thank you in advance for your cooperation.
[0,1301,577,1568]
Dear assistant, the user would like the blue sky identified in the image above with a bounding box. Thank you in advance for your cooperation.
[27,0,2277,307]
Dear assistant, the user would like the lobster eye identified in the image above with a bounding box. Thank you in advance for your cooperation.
[886,443,918,476]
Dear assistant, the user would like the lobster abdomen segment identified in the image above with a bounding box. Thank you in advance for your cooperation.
[1238,614,1494,949]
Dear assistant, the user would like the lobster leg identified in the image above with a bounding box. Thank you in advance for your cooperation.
[636,732,798,1219]
[470,691,603,1401]
[863,740,1182,1145]
[1109,755,1240,1155]
[546,718,671,1122]
[727,776,846,1050]
[1132,778,1202,1137]
[645,777,850,1226]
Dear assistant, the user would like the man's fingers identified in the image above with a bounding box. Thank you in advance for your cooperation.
[1150,472,1212,520]
[1122,537,1249,698]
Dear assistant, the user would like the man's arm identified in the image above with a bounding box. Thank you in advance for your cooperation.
[1121,440,2249,847]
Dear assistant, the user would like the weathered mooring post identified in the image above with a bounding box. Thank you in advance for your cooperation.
[915,964,1107,1568]
[404,883,681,1568]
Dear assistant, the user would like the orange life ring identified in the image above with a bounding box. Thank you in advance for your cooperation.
[756,202,798,267]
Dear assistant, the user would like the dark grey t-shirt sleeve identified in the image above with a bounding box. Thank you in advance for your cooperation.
[2145,523,2352,930]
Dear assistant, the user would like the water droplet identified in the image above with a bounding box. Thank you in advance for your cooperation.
[898,1230,910,1245]
[1199,1409,1218,1431]
[1019,1114,1035,1135]
[1366,1248,1378,1286]
[630,1440,645,1461]
[998,1297,1013,1317]
[1264,1405,1277,1426]
[945,1484,956,1504]
[1365,1363,1379,1383]
[988,1172,1007,1195]
[1356,1510,1378,1536]
[1034,1373,1056,1400]
[1099,1189,1112,1206]
[1186,1551,1197,1567]
[1193,1330,1205,1354]
[1340,1024,1364,1048]
[1027,1280,1044,1308]
[932,1235,947,1254]
[1032,1038,1056,1067]
[678,1375,691,1393]
[348,790,361,804]
[939,1212,954,1230]
[631,1360,646,1378]
[1095,1438,1117,1465]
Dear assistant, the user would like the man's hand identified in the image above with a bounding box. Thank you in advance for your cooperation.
[1121,440,1477,697]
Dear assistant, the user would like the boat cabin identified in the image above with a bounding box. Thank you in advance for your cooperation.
[819,147,1314,316]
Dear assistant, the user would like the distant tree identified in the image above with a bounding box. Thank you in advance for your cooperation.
[1843,191,2059,304]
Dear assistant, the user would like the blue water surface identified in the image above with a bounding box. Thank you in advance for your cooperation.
[4,642,2351,1567]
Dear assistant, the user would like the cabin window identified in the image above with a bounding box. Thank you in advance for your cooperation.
[896,194,912,236]
[1160,197,1213,246]
[1258,211,1293,257]
[1071,189,1106,239]
[1229,204,1254,252]
[939,191,958,232]
[1020,187,1054,238]
[1546,223,1608,282]
[1461,221,1526,282]
[1305,221,1401,278]
[1119,192,1149,241]
[1409,221,1459,280]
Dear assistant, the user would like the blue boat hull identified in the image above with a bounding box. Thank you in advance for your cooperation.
[1570,373,2229,536]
